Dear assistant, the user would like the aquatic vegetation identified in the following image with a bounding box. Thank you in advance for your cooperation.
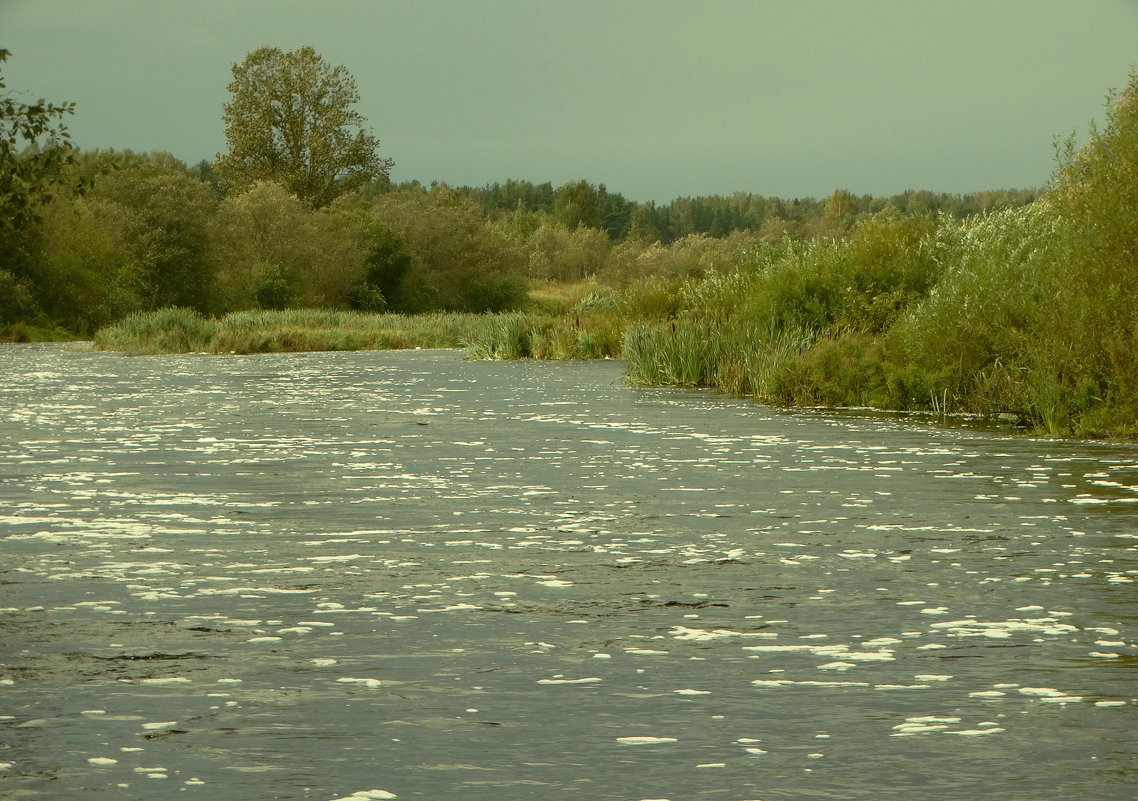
[96,308,507,354]
[94,306,217,352]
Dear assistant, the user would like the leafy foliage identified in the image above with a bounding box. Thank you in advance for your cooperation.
[214,46,393,208]
[0,48,81,328]
[0,49,78,238]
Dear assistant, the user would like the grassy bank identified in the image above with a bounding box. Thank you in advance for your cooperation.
[94,307,506,354]
[92,74,1137,439]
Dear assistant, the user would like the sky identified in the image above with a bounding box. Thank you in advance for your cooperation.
[3,0,1136,202]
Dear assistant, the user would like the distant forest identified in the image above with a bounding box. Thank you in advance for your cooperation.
[427,178,1040,244]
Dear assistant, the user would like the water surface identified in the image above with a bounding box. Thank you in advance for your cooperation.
[1,344,1135,800]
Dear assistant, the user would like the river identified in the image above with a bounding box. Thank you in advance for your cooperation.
[1,343,1135,800]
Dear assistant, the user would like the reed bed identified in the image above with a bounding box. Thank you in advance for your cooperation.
[95,308,514,355]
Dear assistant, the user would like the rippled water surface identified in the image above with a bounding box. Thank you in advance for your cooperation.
[1,343,1135,800]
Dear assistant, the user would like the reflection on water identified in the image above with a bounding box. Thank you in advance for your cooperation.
[1,344,1135,800]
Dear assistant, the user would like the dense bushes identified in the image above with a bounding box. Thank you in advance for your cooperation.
[616,71,1138,438]
[4,155,541,333]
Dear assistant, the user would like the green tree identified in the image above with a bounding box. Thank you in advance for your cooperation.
[33,194,152,332]
[373,186,527,312]
[554,179,601,230]
[331,210,417,311]
[214,46,393,208]
[823,188,855,232]
[1,48,81,326]
[627,202,661,244]
[88,151,220,311]
[0,49,78,239]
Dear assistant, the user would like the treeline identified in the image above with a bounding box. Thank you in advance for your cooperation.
[2,153,526,334]
[454,179,1041,243]
[1,144,1040,337]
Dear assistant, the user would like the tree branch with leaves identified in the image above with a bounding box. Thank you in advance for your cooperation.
[0,48,79,239]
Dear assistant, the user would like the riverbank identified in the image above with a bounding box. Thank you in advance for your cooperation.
[88,298,1131,441]
[90,73,1138,440]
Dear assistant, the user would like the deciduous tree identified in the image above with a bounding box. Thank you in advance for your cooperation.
[215,46,392,208]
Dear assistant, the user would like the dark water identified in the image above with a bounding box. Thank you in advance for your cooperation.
[1,343,1135,801]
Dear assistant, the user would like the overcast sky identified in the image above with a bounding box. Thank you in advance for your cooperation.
[3,0,1136,202]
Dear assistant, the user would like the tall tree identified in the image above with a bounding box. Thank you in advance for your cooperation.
[553,179,600,230]
[214,46,392,208]
[0,48,79,265]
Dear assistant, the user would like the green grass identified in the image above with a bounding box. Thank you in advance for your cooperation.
[1,322,79,343]
[95,308,517,355]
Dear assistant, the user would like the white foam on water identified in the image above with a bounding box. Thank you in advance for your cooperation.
[616,736,678,745]
[752,679,870,688]
[337,677,382,688]
[536,677,602,685]
[945,728,1005,736]
[891,723,950,736]
[139,677,191,684]
[929,618,1077,638]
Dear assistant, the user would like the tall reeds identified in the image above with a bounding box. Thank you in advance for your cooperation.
[96,308,515,354]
